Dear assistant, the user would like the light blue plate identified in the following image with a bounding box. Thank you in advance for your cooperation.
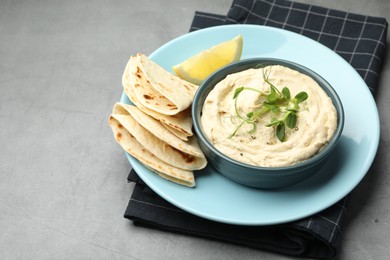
[120,24,380,225]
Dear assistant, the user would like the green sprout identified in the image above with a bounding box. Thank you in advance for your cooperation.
[230,66,308,142]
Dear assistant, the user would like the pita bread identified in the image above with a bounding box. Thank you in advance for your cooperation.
[109,115,195,187]
[162,123,191,141]
[122,56,193,140]
[112,103,207,170]
[128,55,175,115]
[113,103,205,159]
[135,53,198,115]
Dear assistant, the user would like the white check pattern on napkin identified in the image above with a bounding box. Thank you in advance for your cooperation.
[190,0,387,95]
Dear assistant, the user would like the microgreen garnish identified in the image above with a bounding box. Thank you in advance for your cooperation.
[230,66,308,142]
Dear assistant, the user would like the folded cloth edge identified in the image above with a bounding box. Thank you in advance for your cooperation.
[126,169,348,259]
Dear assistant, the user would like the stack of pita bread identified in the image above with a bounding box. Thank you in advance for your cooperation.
[109,53,207,187]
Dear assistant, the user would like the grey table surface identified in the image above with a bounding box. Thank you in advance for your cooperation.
[1,0,389,259]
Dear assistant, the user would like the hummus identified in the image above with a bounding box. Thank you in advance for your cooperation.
[201,65,337,167]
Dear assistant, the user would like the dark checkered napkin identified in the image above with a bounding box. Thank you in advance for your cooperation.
[126,170,348,259]
[190,0,387,95]
[124,0,387,259]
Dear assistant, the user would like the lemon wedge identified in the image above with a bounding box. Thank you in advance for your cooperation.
[173,35,243,85]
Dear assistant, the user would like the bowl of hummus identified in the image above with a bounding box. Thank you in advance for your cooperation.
[192,58,344,189]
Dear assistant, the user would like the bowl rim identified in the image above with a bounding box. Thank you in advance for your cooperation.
[192,57,345,173]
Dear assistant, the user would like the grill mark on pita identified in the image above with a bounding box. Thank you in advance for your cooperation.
[116,132,122,140]
[167,103,178,110]
[177,150,196,164]
[143,94,154,100]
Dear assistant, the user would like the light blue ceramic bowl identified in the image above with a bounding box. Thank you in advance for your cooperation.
[192,58,344,189]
